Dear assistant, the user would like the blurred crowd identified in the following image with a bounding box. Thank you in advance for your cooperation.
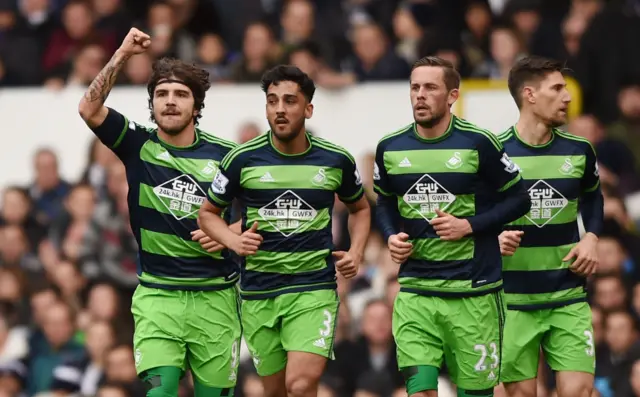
[1,0,640,396]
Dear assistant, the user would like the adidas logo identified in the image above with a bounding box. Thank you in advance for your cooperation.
[156,151,171,161]
[399,157,411,167]
[313,338,326,348]
[487,371,495,380]
[260,172,275,182]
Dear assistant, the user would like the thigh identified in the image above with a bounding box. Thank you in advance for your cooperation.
[131,285,187,374]
[442,291,505,390]
[186,287,243,388]
[242,297,287,377]
[392,292,444,371]
[280,289,340,360]
[502,309,546,383]
[543,302,595,375]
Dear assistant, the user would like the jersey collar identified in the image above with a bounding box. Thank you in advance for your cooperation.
[268,130,313,157]
[512,125,556,149]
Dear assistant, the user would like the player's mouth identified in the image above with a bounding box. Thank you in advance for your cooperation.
[415,104,429,111]
[275,118,288,125]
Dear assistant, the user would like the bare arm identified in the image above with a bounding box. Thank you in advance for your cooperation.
[198,201,241,250]
[78,28,150,128]
[344,196,371,260]
[78,50,130,128]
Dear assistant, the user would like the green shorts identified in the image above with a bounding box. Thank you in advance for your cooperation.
[131,285,242,387]
[501,302,595,383]
[241,289,339,377]
[393,291,506,392]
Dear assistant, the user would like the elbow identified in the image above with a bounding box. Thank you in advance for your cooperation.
[517,191,532,218]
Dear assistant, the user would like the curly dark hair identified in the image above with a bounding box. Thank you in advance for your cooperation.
[146,57,211,125]
[260,65,316,103]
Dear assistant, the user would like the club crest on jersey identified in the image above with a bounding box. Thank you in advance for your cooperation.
[558,158,574,175]
[403,174,456,222]
[445,152,464,170]
[258,190,318,237]
[154,174,207,221]
[311,168,327,186]
[211,170,229,194]
[201,161,218,175]
[526,180,568,228]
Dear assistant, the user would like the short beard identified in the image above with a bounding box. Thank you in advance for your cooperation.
[269,118,305,142]
[157,118,192,136]
[415,111,445,128]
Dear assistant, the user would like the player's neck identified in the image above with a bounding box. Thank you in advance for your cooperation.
[158,125,197,148]
[515,113,553,146]
[415,112,452,140]
[271,129,310,155]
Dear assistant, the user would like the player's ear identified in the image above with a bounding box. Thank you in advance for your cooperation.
[305,103,314,119]
[523,86,536,105]
[447,88,459,107]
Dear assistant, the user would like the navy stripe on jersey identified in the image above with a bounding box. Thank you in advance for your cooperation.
[373,116,529,297]
[500,126,601,309]
[90,108,239,290]
[208,132,364,298]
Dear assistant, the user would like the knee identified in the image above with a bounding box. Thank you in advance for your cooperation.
[286,375,318,397]
[504,381,537,397]
[557,381,592,397]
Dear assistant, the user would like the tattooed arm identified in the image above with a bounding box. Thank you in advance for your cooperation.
[78,28,151,129]
[78,51,130,128]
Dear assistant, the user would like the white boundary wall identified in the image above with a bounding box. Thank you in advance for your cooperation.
[0,80,582,190]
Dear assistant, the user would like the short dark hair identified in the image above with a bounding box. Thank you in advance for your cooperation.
[411,56,461,91]
[508,56,566,109]
[146,57,211,125]
[260,65,316,103]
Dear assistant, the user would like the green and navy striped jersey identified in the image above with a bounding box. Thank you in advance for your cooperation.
[90,108,239,291]
[207,131,364,300]
[374,115,527,297]
[500,126,600,310]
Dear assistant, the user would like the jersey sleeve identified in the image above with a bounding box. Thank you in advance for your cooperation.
[478,135,522,192]
[337,153,365,203]
[373,142,393,197]
[207,151,242,209]
[90,107,148,163]
[581,143,600,193]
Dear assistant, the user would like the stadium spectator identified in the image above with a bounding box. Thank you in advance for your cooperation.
[0,1,639,395]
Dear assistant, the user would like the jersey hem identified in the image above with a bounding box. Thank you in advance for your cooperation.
[506,296,587,311]
[139,279,239,291]
[399,285,502,298]
[240,282,337,300]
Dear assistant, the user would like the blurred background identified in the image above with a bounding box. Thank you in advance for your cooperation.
[1,0,640,396]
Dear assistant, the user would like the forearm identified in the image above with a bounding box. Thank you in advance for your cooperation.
[468,184,531,233]
[198,209,239,249]
[78,50,130,126]
[347,206,371,258]
[376,195,399,242]
[230,221,242,235]
[580,187,604,236]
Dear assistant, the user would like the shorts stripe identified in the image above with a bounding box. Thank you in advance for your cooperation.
[493,291,506,382]
[328,291,340,357]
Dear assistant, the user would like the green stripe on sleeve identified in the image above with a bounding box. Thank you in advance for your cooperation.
[112,116,130,149]
[498,174,522,192]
